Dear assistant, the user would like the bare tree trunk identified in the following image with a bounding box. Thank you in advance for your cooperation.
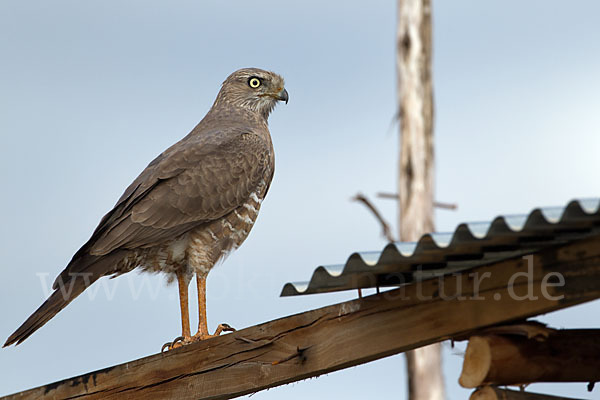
[397,0,445,399]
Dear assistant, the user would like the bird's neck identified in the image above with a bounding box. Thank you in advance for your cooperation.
[209,100,271,126]
[211,92,275,123]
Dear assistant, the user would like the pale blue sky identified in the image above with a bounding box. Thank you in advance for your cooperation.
[1,1,599,398]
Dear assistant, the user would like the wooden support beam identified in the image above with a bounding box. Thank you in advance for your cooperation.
[3,236,600,400]
[459,330,600,388]
[470,386,590,400]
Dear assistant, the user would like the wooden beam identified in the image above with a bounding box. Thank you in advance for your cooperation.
[3,236,600,400]
[470,386,590,400]
[459,330,600,388]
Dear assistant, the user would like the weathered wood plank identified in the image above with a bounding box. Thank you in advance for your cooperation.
[4,236,600,400]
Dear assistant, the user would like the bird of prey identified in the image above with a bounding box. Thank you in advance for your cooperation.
[4,68,288,350]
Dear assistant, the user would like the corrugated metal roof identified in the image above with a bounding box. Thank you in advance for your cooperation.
[280,198,600,297]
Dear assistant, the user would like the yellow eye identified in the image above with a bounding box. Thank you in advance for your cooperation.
[248,77,261,88]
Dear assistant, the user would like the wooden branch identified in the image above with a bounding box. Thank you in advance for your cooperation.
[377,192,457,210]
[459,330,600,388]
[433,201,457,210]
[470,386,590,400]
[351,192,396,242]
[3,236,600,400]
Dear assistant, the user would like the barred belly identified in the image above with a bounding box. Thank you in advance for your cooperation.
[187,186,265,277]
[115,183,266,281]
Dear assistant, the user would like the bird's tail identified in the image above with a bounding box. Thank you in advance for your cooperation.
[3,272,98,347]
[3,251,125,347]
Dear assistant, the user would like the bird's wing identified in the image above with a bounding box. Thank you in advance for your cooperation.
[87,129,272,256]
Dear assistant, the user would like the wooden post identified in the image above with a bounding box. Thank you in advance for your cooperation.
[470,386,590,400]
[397,0,443,399]
[459,331,600,388]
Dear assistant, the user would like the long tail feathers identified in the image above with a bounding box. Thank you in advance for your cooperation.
[3,251,125,347]
[3,275,93,347]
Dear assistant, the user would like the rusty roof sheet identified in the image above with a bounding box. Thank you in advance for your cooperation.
[280,198,600,296]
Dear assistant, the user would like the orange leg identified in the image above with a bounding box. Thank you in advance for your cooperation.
[177,271,191,341]
[162,272,235,351]
[161,271,191,352]
[192,274,235,341]
[196,275,209,337]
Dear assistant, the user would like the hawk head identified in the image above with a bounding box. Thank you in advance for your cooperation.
[214,68,288,119]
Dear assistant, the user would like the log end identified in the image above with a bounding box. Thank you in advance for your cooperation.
[460,336,491,388]
[469,386,498,400]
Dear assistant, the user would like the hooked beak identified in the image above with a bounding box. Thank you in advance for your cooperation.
[277,88,289,104]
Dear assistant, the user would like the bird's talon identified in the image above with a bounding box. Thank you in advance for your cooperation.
[220,323,236,332]
[161,336,186,352]
[172,336,186,347]
[213,323,236,336]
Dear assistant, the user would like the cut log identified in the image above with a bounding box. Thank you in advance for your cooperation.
[459,330,600,388]
[470,386,590,400]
